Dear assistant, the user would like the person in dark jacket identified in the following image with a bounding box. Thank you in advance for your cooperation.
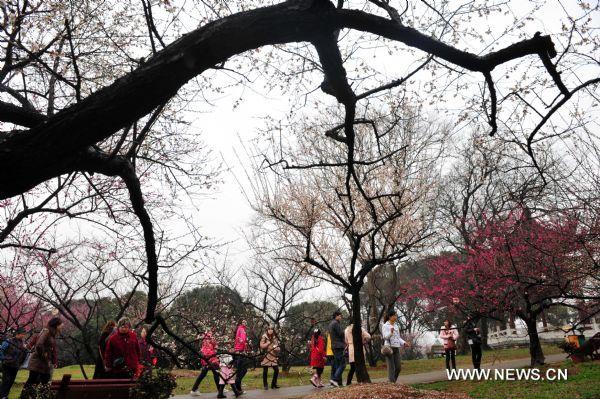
[0,327,27,399]
[138,327,155,368]
[104,318,140,379]
[20,317,62,399]
[328,310,345,387]
[93,320,116,379]
[464,314,483,370]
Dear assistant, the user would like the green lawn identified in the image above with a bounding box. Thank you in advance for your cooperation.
[412,361,600,399]
[4,345,563,398]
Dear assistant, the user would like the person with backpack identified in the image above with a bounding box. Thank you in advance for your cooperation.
[439,319,459,371]
[0,327,27,399]
[309,328,326,388]
[328,311,345,387]
[189,329,220,396]
[20,317,63,399]
[104,318,141,379]
[464,314,482,369]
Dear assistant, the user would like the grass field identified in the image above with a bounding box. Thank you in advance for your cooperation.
[3,345,563,398]
[412,361,600,399]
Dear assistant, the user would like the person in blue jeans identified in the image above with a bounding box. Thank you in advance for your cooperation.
[0,327,28,399]
[328,310,346,387]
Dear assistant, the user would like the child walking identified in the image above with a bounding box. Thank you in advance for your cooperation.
[309,328,326,388]
[217,355,242,398]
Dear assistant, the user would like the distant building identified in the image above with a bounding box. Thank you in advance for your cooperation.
[487,317,600,349]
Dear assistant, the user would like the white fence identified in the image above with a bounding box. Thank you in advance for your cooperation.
[487,320,600,348]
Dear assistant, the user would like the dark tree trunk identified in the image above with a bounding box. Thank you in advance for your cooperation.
[481,317,491,350]
[351,289,371,383]
[366,340,377,366]
[458,333,468,355]
[524,317,545,366]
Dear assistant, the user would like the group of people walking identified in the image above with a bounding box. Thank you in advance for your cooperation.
[0,316,156,399]
[1,311,485,399]
[0,317,64,399]
[94,318,156,380]
[190,320,280,398]
[308,309,408,389]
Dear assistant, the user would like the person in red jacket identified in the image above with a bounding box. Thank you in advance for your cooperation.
[189,329,220,396]
[104,318,140,379]
[309,328,326,388]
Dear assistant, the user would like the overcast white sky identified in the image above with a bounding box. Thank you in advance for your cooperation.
[184,0,596,287]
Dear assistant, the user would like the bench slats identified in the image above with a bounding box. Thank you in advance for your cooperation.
[50,374,136,399]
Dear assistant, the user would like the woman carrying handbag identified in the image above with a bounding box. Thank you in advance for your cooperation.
[381,309,410,383]
[439,319,459,370]
[260,325,281,390]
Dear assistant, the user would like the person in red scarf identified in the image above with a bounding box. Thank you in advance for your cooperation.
[104,318,140,379]
[189,329,220,396]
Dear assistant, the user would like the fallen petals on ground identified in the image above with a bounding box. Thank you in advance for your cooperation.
[303,383,470,399]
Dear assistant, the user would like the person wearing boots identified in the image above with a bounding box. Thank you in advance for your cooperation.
[260,325,280,390]
[217,355,242,398]
[309,328,326,388]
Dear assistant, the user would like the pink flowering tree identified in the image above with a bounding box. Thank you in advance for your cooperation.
[409,208,599,366]
[0,275,41,335]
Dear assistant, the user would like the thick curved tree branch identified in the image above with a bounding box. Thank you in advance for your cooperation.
[0,0,566,199]
[0,101,47,128]
[78,148,159,322]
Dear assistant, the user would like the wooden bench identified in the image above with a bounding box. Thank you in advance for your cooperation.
[50,374,136,399]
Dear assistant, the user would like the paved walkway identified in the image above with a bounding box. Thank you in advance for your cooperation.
[174,353,566,399]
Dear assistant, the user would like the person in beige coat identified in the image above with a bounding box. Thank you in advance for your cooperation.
[260,326,280,390]
[344,324,371,385]
[21,317,62,399]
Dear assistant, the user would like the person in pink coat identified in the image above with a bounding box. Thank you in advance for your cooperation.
[217,355,242,398]
[309,328,326,388]
[233,320,249,393]
[189,329,220,396]
[439,319,459,370]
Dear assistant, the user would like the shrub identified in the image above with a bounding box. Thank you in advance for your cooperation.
[129,369,177,399]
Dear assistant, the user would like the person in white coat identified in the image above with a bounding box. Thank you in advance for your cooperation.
[381,309,410,383]
[439,319,459,370]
